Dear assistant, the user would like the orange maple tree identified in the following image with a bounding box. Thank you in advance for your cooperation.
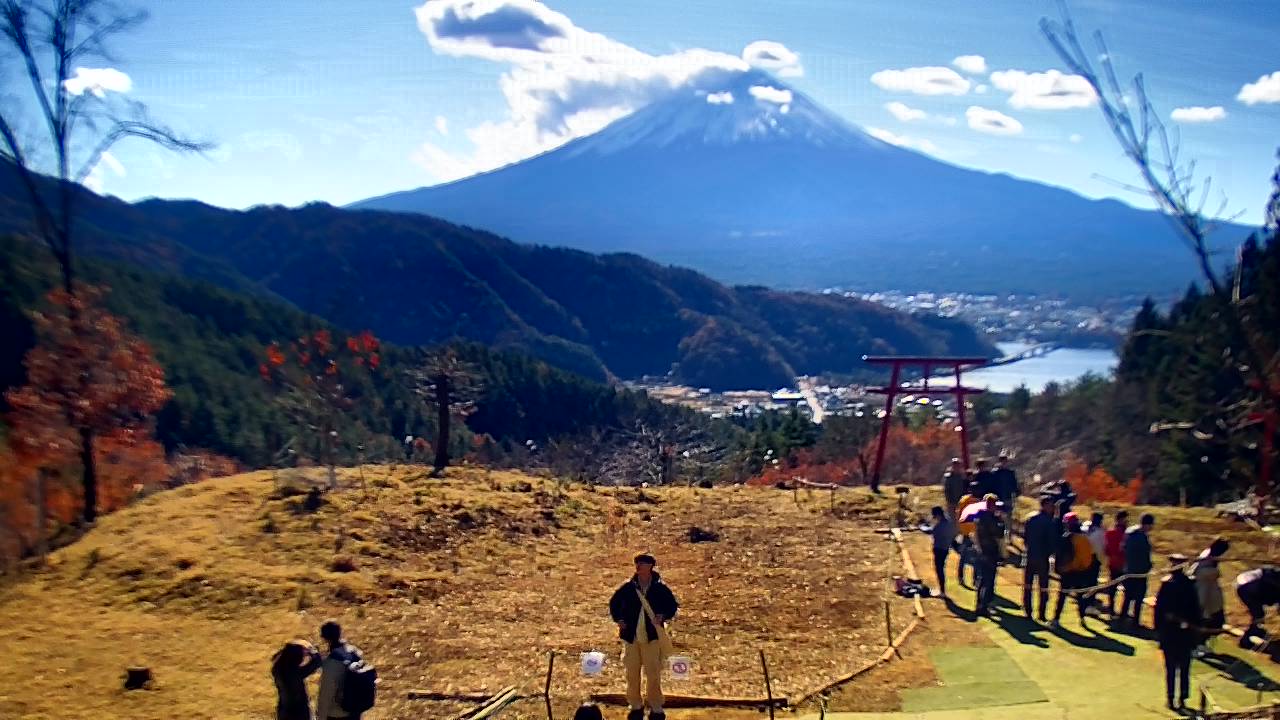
[1064,459,1142,504]
[260,329,381,484]
[4,286,171,524]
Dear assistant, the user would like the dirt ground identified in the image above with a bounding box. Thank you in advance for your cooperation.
[0,467,908,720]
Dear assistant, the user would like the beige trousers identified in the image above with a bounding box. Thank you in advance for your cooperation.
[623,639,664,711]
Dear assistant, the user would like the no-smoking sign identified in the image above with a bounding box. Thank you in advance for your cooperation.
[668,655,692,680]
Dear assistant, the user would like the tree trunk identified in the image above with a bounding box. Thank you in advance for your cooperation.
[35,468,48,561]
[80,426,98,524]
[434,374,451,475]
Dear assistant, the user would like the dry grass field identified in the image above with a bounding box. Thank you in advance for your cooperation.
[0,466,912,720]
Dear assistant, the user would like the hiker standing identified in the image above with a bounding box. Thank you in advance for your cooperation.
[1103,510,1129,616]
[955,484,981,587]
[1051,512,1094,629]
[1154,554,1202,712]
[608,553,679,720]
[316,621,370,720]
[1022,495,1058,621]
[1083,511,1107,611]
[973,458,998,498]
[942,458,966,519]
[1121,513,1155,626]
[1192,539,1229,656]
[974,497,1006,617]
[272,640,323,720]
[929,506,957,599]
[1236,567,1280,649]
[992,454,1019,512]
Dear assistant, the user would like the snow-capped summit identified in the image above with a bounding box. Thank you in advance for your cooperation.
[354,70,1241,299]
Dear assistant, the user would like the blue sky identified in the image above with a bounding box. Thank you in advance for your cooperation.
[32,0,1280,224]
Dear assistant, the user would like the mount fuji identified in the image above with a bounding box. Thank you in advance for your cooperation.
[356,69,1242,300]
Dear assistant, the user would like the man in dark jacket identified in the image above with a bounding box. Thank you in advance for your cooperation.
[1122,514,1156,625]
[942,458,966,518]
[1154,555,1202,711]
[992,454,1019,509]
[973,458,998,499]
[609,553,679,720]
[974,498,1006,617]
[1022,495,1058,621]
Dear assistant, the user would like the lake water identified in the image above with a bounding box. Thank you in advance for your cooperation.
[929,342,1118,394]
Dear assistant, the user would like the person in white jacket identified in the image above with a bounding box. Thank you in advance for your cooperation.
[1192,538,1229,657]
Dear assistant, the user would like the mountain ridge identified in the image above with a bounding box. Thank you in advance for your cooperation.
[0,159,995,390]
[355,69,1247,300]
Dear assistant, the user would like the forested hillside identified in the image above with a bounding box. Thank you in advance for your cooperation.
[0,160,995,390]
[0,236,689,468]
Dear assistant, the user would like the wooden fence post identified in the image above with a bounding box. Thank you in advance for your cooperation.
[544,651,556,720]
[760,650,775,720]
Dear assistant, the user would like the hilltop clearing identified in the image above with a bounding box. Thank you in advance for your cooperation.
[0,466,909,720]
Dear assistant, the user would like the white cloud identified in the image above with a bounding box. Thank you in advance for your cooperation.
[411,0,750,182]
[706,91,734,105]
[749,85,793,105]
[742,40,803,78]
[1069,133,1083,143]
[965,105,1023,135]
[63,67,132,97]
[1237,71,1280,105]
[975,84,989,94]
[952,55,987,75]
[870,66,970,96]
[885,101,927,122]
[1170,105,1226,123]
[83,151,126,193]
[989,69,1097,110]
[435,115,450,135]
[867,127,939,154]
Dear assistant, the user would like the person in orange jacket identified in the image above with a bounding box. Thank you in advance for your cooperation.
[1051,512,1096,629]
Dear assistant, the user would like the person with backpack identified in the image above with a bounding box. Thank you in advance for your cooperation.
[1122,514,1156,626]
[974,497,1006,617]
[1051,512,1094,629]
[316,621,377,720]
[1192,538,1229,657]
[1022,495,1058,621]
[608,553,679,720]
[954,482,982,587]
[1236,566,1280,649]
[1103,510,1129,617]
[271,640,323,720]
[928,505,957,599]
[1154,554,1202,712]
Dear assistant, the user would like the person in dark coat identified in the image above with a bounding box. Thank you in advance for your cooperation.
[272,640,323,720]
[1022,495,1058,621]
[942,458,966,518]
[928,505,957,599]
[1122,513,1155,625]
[608,553,679,720]
[1154,554,1202,712]
[992,454,1019,509]
[1236,566,1280,649]
[972,458,998,499]
[974,498,1006,617]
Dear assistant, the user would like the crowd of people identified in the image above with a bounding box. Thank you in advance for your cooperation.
[929,456,1280,712]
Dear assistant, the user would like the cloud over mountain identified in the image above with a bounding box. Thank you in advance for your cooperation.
[743,40,803,78]
[870,66,971,96]
[966,105,1023,135]
[989,69,1096,110]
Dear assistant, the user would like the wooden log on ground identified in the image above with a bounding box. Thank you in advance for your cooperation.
[890,528,926,618]
[450,686,518,720]
[588,692,786,709]
[408,690,531,702]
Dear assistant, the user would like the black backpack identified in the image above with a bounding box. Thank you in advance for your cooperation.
[336,648,378,714]
[1056,531,1076,569]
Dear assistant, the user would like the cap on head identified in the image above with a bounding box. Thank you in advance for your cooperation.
[983,493,998,504]
[1063,511,1079,525]
[634,553,657,567]
[1209,538,1229,557]
[320,621,342,643]
[976,458,989,467]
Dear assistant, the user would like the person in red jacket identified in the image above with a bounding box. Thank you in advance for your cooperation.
[1104,510,1129,617]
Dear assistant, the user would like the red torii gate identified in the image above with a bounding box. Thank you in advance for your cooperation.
[863,355,988,493]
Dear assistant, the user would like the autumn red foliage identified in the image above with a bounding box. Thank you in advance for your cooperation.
[260,328,381,482]
[4,286,171,524]
[1064,460,1143,504]
[746,421,962,488]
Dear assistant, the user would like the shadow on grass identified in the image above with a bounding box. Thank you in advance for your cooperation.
[1050,621,1137,656]
[1199,652,1280,692]
[944,596,978,623]
[989,606,1052,648]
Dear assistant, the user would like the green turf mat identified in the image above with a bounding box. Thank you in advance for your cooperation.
[902,680,1049,712]
[899,646,1048,712]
